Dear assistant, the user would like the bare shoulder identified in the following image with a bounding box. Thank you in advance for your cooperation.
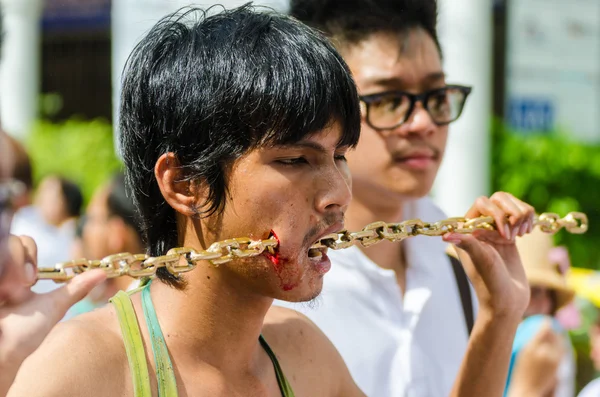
[263,306,363,397]
[8,306,129,397]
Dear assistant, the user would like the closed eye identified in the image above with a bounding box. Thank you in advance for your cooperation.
[276,157,308,166]
[334,154,347,162]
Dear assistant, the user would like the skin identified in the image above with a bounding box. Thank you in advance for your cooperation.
[81,184,141,299]
[0,130,106,395]
[507,321,564,397]
[524,286,554,317]
[7,118,534,397]
[34,176,69,228]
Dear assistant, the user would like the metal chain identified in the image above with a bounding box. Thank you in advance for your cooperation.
[37,212,588,283]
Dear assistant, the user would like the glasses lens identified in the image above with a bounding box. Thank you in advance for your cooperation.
[427,87,468,124]
[366,93,411,129]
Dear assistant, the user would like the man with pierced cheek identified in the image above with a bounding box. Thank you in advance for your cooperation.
[10,5,534,397]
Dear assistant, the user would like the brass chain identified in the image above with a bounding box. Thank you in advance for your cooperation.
[37,212,588,283]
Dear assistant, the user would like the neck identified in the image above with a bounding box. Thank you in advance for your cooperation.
[346,196,407,274]
[149,261,272,373]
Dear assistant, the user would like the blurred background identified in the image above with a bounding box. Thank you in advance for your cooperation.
[1,0,599,393]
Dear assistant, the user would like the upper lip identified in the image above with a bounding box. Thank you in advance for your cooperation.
[312,222,345,245]
[393,148,437,161]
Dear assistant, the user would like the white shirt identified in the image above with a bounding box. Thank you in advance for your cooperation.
[276,197,478,397]
[578,378,600,397]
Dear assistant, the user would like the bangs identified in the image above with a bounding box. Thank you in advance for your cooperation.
[193,9,361,150]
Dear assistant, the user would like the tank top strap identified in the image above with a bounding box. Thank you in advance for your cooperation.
[109,290,153,397]
[259,335,296,397]
[141,282,179,397]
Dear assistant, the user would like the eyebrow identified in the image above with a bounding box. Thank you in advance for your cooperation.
[366,71,446,88]
[279,140,347,153]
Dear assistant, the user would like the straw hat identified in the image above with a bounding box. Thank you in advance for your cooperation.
[516,229,575,311]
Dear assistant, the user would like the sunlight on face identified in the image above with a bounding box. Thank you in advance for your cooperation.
[212,123,351,302]
[344,29,448,205]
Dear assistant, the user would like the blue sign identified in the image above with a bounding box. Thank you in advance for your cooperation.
[508,97,555,132]
[42,0,111,32]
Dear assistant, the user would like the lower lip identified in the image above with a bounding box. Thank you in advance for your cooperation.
[310,252,331,275]
[395,157,436,170]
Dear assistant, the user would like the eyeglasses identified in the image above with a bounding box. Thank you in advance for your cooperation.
[0,179,25,240]
[359,85,472,130]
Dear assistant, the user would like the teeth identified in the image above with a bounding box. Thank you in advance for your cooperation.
[308,248,323,259]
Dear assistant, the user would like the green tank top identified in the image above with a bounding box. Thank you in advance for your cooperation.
[109,283,295,397]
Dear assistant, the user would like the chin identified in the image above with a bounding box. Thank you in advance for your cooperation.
[381,172,436,200]
[391,182,434,201]
[275,278,324,303]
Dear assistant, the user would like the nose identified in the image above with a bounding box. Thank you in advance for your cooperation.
[396,102,436,137]
[314,163,352,215]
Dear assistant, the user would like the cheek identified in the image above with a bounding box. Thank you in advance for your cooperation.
[265,250,303,291]
[436,127,449,159]
[348,128,387,171]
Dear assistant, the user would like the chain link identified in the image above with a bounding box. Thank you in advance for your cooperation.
[37,212,588,283]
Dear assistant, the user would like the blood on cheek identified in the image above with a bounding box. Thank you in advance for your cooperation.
[264,229,300,292]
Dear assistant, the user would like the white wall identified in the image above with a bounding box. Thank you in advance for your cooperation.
[432,0,493,216]
[0,0,43,140]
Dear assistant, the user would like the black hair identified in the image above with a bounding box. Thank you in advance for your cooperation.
[119,4,360,287]
[106,172,143,244]
[58,178,83,218]
[290,0,441,54]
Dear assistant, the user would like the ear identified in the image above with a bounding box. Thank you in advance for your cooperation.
[155,153,205,216]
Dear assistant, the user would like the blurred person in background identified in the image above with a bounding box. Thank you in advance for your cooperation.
[578,309,600,397]
[0,0,105,385]
[69,214,86,260]
[0,130,106,395]
[4,135,33,211]
[34,175,82,236]
[65,172,142,319]
[504,230,577,396]
[11,174,83,294]
[278,1,535,395]
[507,320,566,397]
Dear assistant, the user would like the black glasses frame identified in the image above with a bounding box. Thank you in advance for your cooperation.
[359,84,473,131]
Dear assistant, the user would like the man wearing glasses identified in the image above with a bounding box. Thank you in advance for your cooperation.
[279,1,530,396]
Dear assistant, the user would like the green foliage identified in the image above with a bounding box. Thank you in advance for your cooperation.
[491,119,600,270]
[26,118,122,204]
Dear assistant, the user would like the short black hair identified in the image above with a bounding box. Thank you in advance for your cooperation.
[106,172,143,244]
[290,0,441,54]
[58,178,83,218]
[119,4,360,287]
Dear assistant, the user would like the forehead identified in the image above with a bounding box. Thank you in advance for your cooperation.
[343,29,443,93]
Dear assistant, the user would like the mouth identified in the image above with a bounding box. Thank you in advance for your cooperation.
[308,245,328,261]
[306,222,343,274]
[264,222,342,275]
[307,246,331,274]
[392,152,437,170]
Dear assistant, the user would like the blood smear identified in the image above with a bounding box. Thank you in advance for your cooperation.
[264,230,298,291]
[265,229,281,269]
